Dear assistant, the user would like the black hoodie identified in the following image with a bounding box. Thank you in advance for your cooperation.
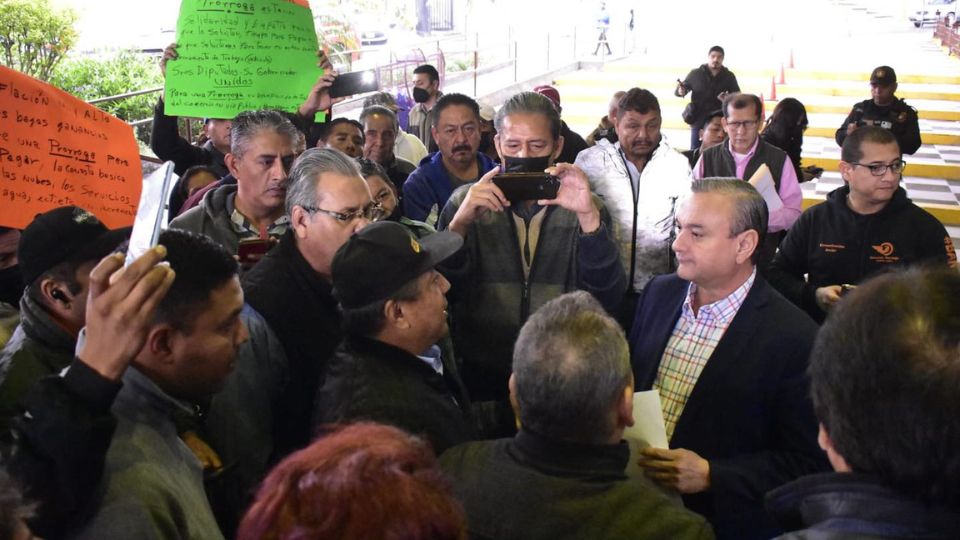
[769,185,957,322]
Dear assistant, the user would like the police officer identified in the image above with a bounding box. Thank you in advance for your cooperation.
[835,66,921,155]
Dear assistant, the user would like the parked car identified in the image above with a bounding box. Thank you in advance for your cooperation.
[357,16,389,46]
[910,0,956,27]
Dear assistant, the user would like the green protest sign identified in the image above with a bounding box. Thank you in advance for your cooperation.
[165,0,324,121]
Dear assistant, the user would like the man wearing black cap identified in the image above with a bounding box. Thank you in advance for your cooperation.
[0,207,129,430]
[835,65,921,155]
[313,221,476,454]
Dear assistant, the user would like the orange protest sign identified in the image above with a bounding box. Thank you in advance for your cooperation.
[0,66,142,229]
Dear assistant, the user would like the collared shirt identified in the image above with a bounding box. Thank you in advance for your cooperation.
[417,344,444,376]
[226,193,289,240]
[694,138,802,233]
[655,268,757,439]
[407,91,444,151]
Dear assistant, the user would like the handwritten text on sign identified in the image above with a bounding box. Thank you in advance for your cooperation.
[165,0,323,120]
[0,66,142,229]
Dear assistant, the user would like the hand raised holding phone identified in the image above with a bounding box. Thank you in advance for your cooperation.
[446,167,509,238]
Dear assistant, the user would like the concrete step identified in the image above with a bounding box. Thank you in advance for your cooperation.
[598,64,960,86]
[803,156,960,180]
[560,105,960,146]
[552,56,960,229]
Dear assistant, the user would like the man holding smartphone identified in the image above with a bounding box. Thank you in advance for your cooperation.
[437,91,625,402]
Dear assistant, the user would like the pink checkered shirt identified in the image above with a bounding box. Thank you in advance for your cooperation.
[655,269,757,440]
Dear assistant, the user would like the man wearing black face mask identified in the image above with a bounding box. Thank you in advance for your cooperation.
[437,91,626,401]
[403,94,498,227]
[407,64,443,152]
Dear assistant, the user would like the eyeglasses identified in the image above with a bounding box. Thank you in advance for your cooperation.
[726,120,758,131]
[301,201,385,223]
[850,160,906,177]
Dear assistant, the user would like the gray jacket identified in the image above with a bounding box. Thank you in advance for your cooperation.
[70,367,224,540]
[169,184,242,254]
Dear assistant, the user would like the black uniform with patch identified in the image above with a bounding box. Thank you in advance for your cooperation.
[835,98,922,155]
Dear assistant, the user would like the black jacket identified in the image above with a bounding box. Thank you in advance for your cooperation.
[314,335,474,454]
[834,98,921,155]
[558,121,588,165]
[630,274,828,540]
[241,231,342,456]
[767,472,960,539]
[4,360,120,538]
[769,185,956,322]
[150,98,229,178]
[682,64,740,126]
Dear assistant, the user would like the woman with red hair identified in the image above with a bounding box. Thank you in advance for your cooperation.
[238,422,466,540]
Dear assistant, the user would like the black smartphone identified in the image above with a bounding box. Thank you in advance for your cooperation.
[328,70,379,98]
[493,173,560,203]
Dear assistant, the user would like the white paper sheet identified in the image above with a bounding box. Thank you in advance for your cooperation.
[624,390,682,503]
[747,164,784,212]
[624,390,670,479]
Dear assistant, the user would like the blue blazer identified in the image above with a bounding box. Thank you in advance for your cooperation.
[629,273,828,540]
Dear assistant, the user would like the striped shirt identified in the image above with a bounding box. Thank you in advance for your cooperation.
[228,201,289,240]
[655,269,756,439]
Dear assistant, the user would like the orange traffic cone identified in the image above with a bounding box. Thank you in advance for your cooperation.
[788,48,795,69]
[779,63,786,84]
[770,76,777,101]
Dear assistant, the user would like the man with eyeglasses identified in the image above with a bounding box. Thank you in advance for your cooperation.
[834,66,921,156]
[403,93,498,227]
[769,127,957,323]
[694,93,802,266]
[171,110,302,256]
[242,148,384,456]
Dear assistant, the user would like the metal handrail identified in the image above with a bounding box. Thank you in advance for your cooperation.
[93,26,591,133]
[87,86,163,105]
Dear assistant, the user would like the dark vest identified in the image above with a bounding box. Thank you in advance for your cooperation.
[702,140,786,191]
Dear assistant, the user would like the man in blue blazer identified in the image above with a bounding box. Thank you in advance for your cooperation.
[630,178,828,540]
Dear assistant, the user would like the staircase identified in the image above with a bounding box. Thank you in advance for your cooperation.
[551,56,960,246]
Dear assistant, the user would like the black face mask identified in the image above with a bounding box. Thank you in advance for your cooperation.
[503,155,551,174]
[413,87,430,103]
[0,265,24,307]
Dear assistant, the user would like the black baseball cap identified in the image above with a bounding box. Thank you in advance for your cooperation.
[18,206,131,286]
[870,66,896,86]
[332,222,462,309]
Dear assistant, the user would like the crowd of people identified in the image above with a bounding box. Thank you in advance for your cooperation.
[0,42,957,540]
